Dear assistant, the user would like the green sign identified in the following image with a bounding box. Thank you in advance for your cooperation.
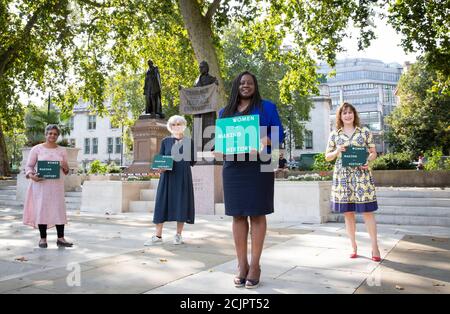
[151,155,174,170]
[215,114,260,155]
[37,161,60,179]
[342,146,368,167]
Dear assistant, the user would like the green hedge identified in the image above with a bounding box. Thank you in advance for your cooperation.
[371,152,415,170]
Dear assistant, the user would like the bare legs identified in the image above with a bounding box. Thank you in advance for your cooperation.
[344,212,357,254]
[155,222,185,237]
[344,212,380,258]
[233,215,266,280]
[363,213,380,257]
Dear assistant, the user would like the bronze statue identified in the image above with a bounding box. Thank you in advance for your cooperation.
[194,61,217,151]
[195,61,219,87]
[143,59,164,118]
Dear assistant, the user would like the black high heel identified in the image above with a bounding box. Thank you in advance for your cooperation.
[234,264,249,288]
[245,266,261,289]
[38,240,47,249]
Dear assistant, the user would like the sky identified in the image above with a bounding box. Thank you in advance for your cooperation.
[336,13,419,65]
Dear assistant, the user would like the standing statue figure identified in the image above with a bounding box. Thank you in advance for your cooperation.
[143,59,164,118]
[195,61,218,151]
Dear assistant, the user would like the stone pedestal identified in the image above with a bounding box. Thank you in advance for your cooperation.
[192,164,223,215]
[125,116,170,174]
[16,147,81,202]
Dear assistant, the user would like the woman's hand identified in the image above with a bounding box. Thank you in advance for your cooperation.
[359,164,370,171]
[213,151,224,161]
[29,174,44,182]
[334,145,347,157]
[61,161,70,175]
[260,136,271,151]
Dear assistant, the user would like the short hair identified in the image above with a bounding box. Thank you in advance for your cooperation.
[335,102,361,130]
[166,115,187,132]
[45,124,60,136]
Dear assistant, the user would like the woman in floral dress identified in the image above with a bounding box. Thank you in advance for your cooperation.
[325,102,381,262]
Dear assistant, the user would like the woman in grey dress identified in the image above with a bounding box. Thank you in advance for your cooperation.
[145,115,196,246]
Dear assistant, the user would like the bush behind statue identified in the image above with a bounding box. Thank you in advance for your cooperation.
[88,160,122,175]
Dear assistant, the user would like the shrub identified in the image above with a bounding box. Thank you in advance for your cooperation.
[88,160,108,174]
[424,148,450,171]
[371,152,415,170]
[312,153,334,171]
[287,173,332,181]
[107,162,122,174]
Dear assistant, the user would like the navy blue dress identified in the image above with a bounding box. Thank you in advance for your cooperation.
[153,137,196,224]
[219,100,284,217]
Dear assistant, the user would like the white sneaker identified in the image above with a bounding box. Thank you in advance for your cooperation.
[144,235,162,246]
[173,234,183,245]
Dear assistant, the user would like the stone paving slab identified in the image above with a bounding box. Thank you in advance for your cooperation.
[1,207,449,294]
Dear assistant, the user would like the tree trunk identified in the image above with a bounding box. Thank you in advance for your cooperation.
[177,0,227,108]
[0,125,10,177]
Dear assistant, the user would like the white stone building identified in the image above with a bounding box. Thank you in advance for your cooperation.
[63,102,132,170]
[287,85,332,165]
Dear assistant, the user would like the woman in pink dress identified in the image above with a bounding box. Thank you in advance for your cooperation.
[23,125,73,248]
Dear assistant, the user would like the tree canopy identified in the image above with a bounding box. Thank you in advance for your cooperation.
[386,57,450,155]
[1,0,449,175]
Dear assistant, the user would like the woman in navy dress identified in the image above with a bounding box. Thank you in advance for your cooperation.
[217,71,284,289]
[145,115,196,246]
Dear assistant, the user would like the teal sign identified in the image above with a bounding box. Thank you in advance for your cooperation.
[37,161,60,179]
[151,155,174,170]
[342,146,368,167]
[215,114,260,155]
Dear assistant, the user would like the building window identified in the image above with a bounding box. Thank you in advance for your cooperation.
[88,115,96,130]
[92,138,98,154]
[304,130,313,149]
[115,137,122,154]
[107,137,113,154]
[84,138,90,154]
[69,116,74,130]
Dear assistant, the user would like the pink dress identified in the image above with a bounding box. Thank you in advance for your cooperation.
[23,144,68,229]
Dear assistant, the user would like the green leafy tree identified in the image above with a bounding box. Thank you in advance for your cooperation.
[1,0,448,176]
[221,25,313,148]
[24,105,71,146]
[386,58,450,155]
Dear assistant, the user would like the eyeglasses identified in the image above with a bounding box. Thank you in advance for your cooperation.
[171,123,183,126]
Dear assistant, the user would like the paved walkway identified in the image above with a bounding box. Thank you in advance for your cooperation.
[0,207,449,294]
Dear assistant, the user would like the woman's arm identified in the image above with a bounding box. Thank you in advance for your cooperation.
[25,146,44,182]
[267,103,284,148]
[61,148,70,175]
[325,145,346,161]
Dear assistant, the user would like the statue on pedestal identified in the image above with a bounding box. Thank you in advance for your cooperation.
[143,59,164,119]
[194,61,218,152]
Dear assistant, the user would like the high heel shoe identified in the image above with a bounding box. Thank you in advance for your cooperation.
[245,266,261,289]
[234,265,249,288]
[350,247,358,259]
[372,252,381,262]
